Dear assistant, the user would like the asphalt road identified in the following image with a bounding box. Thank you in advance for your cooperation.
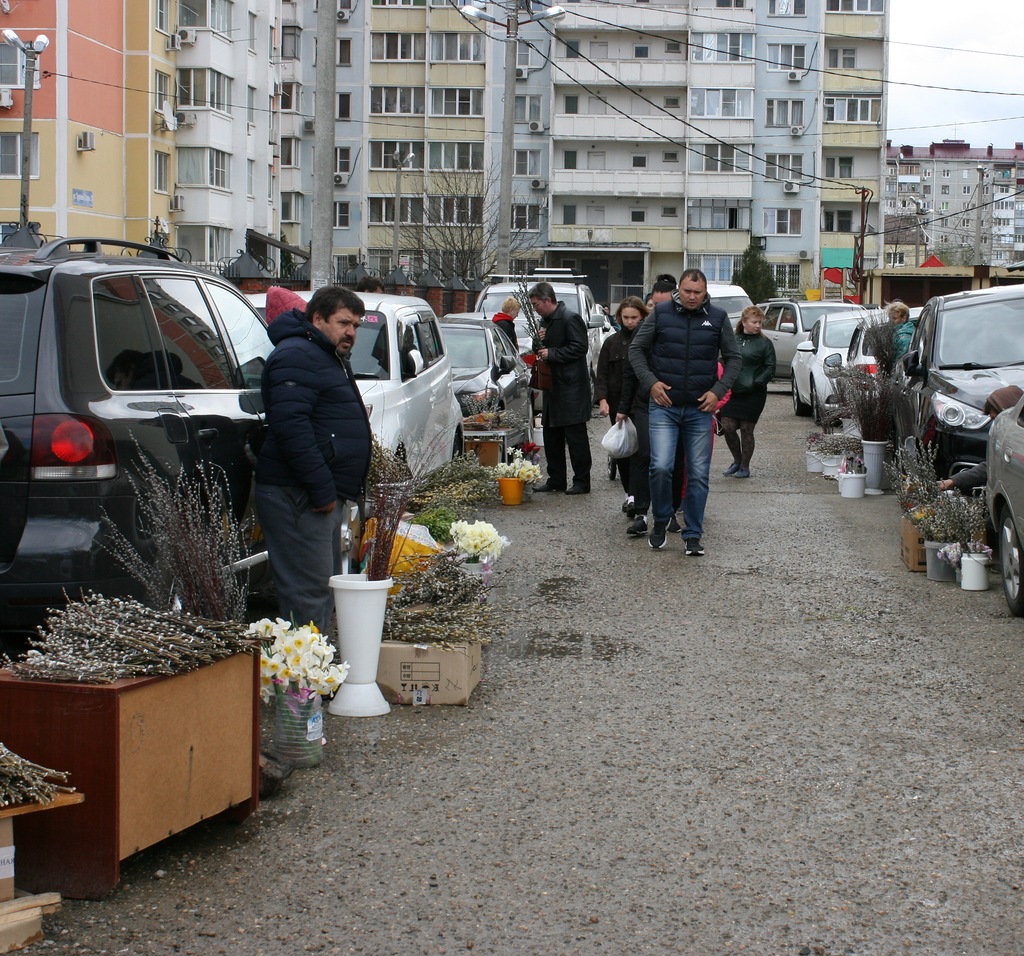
[24,389,1024,956]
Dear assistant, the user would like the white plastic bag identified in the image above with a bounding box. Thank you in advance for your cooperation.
[601,418,639,459]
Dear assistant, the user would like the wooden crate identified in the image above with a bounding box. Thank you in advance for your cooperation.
[0,654,259,899]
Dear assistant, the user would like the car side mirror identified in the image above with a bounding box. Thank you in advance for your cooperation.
[796,340,815,353]
[778,322,797,333]
[588,312,605,329]
[401,348,424,379]
[823,353,843,369]
[902,349,924,381]
[497,355,515,374]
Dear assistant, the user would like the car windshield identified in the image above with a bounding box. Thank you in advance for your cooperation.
[445,328,490,370]
[823,317,861,349]
[937,297,1024,368]
[710,295,752,317]
[349,310,390,379]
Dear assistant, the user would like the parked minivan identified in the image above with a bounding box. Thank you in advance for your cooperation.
[246,290,463,474]
[0,238,273,634]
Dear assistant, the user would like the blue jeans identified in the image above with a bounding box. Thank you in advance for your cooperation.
[648,402,713,538]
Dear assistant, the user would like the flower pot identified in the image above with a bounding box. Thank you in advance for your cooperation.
[837,472,866,498]
[805,450,824,473]
[960,553,991,591]
[327,573,393,717]
[924,541,957,582]
[273,686,324,768]
[522,482,534,500]
[819,454,842,477]
[460,558,492,585]
[861,440,887,495]
[497,476,525,505]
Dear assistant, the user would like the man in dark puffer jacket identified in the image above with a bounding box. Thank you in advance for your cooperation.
[629,268,741,556]
[256,286,373,632]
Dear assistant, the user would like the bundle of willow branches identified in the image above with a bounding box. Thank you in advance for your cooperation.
[0,744,75,807]
[5,593,255,684]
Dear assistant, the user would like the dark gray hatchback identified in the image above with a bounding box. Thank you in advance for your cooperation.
[0,238,272,634]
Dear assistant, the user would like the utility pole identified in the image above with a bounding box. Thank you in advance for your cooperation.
[391,150,408,272]
[973,164,986,266]
[310,0,337,290]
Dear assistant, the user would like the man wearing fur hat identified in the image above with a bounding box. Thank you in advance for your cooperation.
[256,286,373,632]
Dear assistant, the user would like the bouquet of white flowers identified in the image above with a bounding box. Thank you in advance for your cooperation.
[493,449,542,484]
[248,618,350,704]
[449,519,505,564]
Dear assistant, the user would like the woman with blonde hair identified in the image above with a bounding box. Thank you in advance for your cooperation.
[491,295,520,349]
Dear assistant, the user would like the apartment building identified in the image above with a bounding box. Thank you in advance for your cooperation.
[884,140,1024,268]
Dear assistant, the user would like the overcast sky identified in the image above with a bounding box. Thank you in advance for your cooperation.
[886,0,1024,149]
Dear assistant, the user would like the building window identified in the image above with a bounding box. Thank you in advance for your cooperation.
[689,144,751,173]
[373,32,427,60]
[336,147,352,174]
[687,198,750,230]
[563,204,576,225]
[768,0,805,13]
[337,93,351,119]
[662,206,678,217]
[564,94,579,114]
[369,197,425,225]
[689,33,753,62]
[177,147,230,189]
[826,0,883,11]
[370,87,425,115]
[716,0,745,6]
[823,210,854,232]
[762,208,802,235]
[886,251,906,266]
[515,149,541,176]
[247,159,254,196]
[429,33,482,61]
[664,151,679,163]
[511,204,540,231]
[634,45,649,58]
[632,154,647,168]
[371,141,424,169]
[154,70,172,112]
[824,156,854,177]
[338,38,352,66]
[177,69,232,112]
[154,151,170,193]
[770,262,801,293]
[767,44,806,70]
[664,96,681,109]
[372,0,426,6]
[281,25,300,59]
[630,209,646,223]
[156,0,170,33]
[690,88,753,118]
[248,12,256,51]
[765,153,803,179]
[766,98,804,127]
[247,86,255,124]
[665,41,682,53]
[565,40,580,58]
[430,88,483,117]
[515,95,542,122]
[335,202,350,228]
[281,192,301,222]
[564,150,577,169]
[827,47,856,68]
[280,137,299,166]
[824,96,881,123]
[427,141,481,170]
[280,83,298,111]
[427,195,483,225]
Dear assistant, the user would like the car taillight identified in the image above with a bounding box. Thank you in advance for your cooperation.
[31,414,117,480]
[856,362,878,375]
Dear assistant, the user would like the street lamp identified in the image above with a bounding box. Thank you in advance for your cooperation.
[3,30,48,245]
[460,0,565,277]
[391,150,415,272]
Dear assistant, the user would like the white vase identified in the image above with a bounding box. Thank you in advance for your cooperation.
[924,541,956,582]
[819,454,841,477]
[805,450,824,473]
[861,440,887,495]
[837,472,866,498]
[960,553,990,591]
[327,573,392,717]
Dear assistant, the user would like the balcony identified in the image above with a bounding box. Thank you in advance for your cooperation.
[548,224,681,248]
[823,69,883,93]
[821,124,883,149]
[556,60,684,88]
[551,169,702,197]
[552,112,689,142]
[556,3,689,32]
[825,13,885,39]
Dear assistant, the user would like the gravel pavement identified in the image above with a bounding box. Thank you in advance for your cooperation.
[23,390,1024,956]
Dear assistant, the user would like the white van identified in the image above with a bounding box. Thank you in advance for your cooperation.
[705,283,754,323]
[246,291,463,475]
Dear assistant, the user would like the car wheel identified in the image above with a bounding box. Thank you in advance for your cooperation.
[999,506,1024,617]
[792,374,812,416]
[811,382,822,425]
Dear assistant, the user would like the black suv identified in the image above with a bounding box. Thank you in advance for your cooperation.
[893,284,1024,478]
[0,238,272,634]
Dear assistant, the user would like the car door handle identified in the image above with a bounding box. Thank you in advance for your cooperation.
[197,428,219,441]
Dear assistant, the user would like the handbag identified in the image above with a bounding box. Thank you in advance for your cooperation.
[529,356,553,390]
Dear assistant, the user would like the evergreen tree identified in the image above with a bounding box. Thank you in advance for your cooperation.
[733,241,777,304]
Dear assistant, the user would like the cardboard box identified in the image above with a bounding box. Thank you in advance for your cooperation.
[0,818,12,903]
[901,515,926,572]
[464,438,501,468]
[377,641,481,705]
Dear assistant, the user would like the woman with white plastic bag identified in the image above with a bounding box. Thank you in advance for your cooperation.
[595,297,648,520]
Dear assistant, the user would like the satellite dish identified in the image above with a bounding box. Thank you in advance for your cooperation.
[161,100,177,132]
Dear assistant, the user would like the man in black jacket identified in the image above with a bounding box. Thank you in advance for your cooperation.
[529,281,592,494]
[256,286,373,632]
[629,269,741,554]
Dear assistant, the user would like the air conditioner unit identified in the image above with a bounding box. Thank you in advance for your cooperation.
[787,70,800,81]
[174,111,195,128]
[169,194,185,213]
[528,120,543,133]
[334,173,349,187]
[303,118,315,133]
[515,68,526,79]
[789,125,804,136]
[783,181,799,194]
[530,178,546,190]
[76,131,96,152]
[337,9,351,21]
[0,89,13,109]
[177,27,198,45]
[799,249,811,260]
[165,34,182,52]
